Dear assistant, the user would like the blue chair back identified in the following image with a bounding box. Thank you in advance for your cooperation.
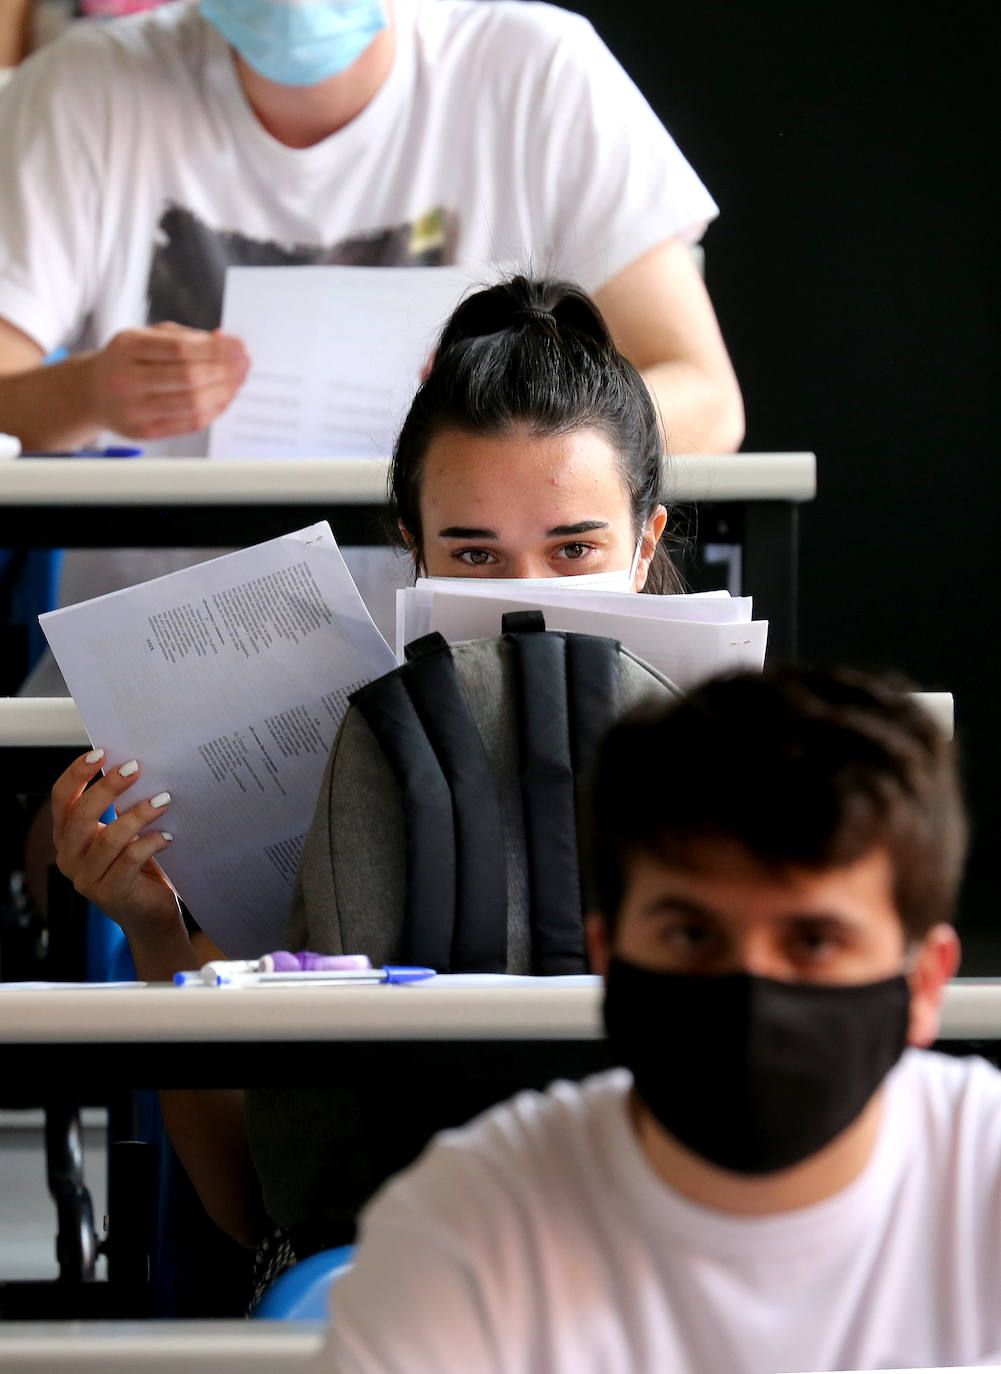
[251,1244,356,1320]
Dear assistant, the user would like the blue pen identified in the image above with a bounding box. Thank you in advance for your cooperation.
[174,964,436,987]
[20,446,144,457]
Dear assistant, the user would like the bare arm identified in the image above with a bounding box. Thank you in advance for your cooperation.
[594,237,745,456]
[0,0,31,66]
[0,315,249,450]
[52,751,268,1247]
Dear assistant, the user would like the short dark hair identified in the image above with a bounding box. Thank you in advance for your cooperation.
[388,274,681,594]
[589,666,967,940]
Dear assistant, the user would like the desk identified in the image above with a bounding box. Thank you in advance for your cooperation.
[0,689,954,795]
[0,976,993,1100]
[0,1321,321,1371]
[0,452,817,658]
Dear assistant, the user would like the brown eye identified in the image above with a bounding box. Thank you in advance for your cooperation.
[559,543,589,560]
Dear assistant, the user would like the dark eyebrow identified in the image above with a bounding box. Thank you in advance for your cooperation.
[640,896,718,922]
[437,519,611,540]
[546,520,610,537]
[778,912,861,931]
[438,526,499,540]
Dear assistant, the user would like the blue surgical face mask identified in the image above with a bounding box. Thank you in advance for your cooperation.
[200,0,389,88]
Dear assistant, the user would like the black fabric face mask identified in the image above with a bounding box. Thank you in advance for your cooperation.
[603,959,911,1175]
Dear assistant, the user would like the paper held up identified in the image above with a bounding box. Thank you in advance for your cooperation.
[40,523,396,957]
[208,264,482,459]
[397,580,767,690]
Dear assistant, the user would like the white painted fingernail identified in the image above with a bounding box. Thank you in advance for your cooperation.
[84,748,105,764]
[150,792,171,809]
[118,760,139,778]
[160,833,174,843]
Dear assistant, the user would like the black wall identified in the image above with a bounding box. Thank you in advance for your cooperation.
[566,2,999,939]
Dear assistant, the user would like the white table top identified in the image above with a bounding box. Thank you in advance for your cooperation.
[0,1328,976,1374]
[0,691,954,750]
[0,977,996,1042]
[0,452,818,505]
[0,1321,321,1371]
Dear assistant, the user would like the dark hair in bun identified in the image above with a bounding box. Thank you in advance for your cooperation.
[389,275,679,593]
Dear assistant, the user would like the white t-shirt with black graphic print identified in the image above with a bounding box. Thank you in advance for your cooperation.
[0,0,715,384]
[320,1049,1001,1374]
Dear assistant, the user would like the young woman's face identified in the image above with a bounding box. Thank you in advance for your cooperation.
[413,424,664,586]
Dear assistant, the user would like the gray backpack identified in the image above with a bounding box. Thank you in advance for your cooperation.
[285,610,680,974]
[249,612,680,1243]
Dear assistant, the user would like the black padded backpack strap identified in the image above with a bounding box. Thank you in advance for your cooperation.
[400,634,508,973]
[564,634,622,919]
[564,633,622,788]
[350,671,457,971]
[505,623,587,975]
[501,610,546,635]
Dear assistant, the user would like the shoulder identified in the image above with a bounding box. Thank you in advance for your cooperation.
[364,1069,631,1235]
[413,0,612,75]
[3,2,209,106]
[893,1047,1001,1158]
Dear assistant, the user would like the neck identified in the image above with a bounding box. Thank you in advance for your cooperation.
[234,13,396,149]
[631,1085,886,1215]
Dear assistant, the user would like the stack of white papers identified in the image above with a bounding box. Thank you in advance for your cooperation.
[397,579,767,691]
[40,523,395,956]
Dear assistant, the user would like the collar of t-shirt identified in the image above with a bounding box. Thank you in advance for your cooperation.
[201,0,419,176]
[593,1053,919,1264]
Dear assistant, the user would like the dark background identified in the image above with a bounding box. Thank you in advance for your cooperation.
[563,1,999,952]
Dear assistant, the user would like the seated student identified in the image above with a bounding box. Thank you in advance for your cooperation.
[313,665,993,1374]
[48,275,677,1279]
[1,0,743,690]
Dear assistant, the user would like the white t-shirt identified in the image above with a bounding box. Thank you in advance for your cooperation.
[0,0,715,363]
[319,1050,1001,1374]
[0,0,717,678]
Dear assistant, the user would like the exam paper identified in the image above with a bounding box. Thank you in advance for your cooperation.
[208,265,479,459]
[40,524,396,956]
[396,584,744,659]
[416,588,767,691]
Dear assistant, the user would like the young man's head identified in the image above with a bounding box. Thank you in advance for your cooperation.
[586,666,966,1185]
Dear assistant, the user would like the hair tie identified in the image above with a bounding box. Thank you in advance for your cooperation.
[513,305,553,326]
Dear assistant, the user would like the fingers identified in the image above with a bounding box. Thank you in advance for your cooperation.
[132,358,247,396]
[67,798,173,903]
[121,377,245,436]
[51,747,108,847]
[126,325,248,368]
[53,752,171,881]
[96,327,250,438]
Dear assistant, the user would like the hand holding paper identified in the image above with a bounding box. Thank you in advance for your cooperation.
[50,747,180,946]
[41,523,395,956]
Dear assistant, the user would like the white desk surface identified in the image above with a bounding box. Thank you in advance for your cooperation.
[0,690,954,749]
[0,452,817,505]
[0,1330,977,1374]
[0,1321,321,1371]
[0,977,996,1042]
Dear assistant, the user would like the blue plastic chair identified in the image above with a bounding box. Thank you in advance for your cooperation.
[2,547,64,680]
[251,1245,356,1320]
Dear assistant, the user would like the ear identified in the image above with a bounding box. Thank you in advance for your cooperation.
[634,505,668,591]
[907,924,962,1046]
[586,913,610,977]
[398,522,421,571]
